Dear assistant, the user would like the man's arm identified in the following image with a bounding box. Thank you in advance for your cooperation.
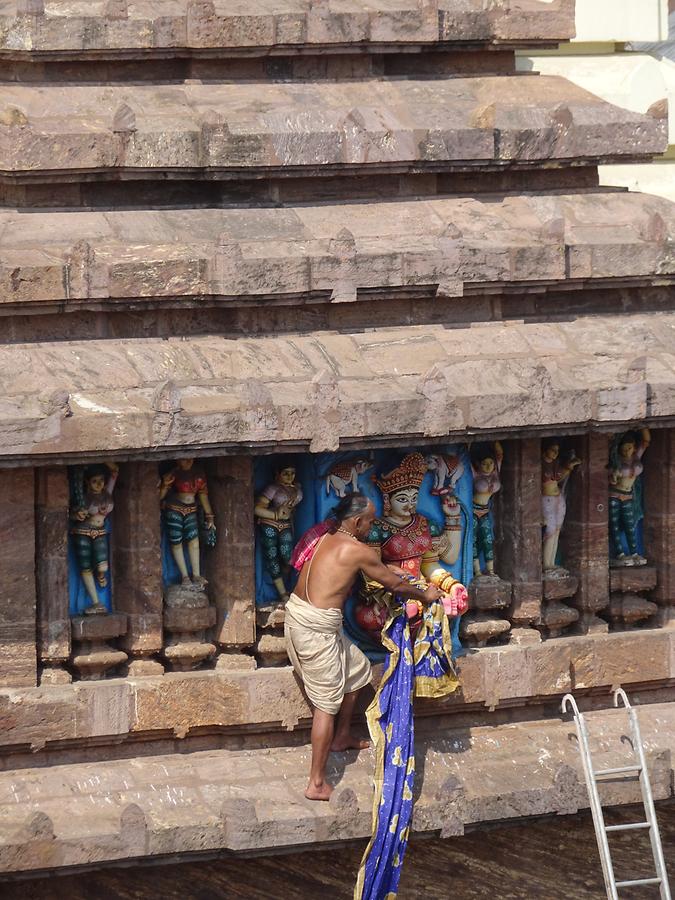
[355,545,442,603]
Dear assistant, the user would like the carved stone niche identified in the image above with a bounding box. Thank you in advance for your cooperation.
[539,573,580,639]
[462,577,511,647]
[70,613,128,680]
[255,602,289,667]
[606,567,658,631]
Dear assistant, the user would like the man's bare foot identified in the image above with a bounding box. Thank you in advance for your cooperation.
[304,781,333,801]
[330,735,370,752]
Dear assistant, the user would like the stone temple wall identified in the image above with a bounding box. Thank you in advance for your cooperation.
[1,0,675,877]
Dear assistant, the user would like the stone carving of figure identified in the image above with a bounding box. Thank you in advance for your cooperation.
[541,439,581,576]
[470,442,503,579]
[255,462,304,602]
[324,457,373,498]
[354,453,466,643]
[609,428,650,567]
[69,462,119,614]
[160,458,216,588]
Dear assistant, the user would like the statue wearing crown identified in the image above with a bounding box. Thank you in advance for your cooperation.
[352,453,468,645]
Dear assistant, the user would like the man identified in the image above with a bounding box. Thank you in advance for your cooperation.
[285,492,444,801]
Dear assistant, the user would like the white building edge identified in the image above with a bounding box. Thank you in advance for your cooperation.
[517,0,675,202]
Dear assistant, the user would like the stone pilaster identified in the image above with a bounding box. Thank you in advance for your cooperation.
[35,467,71,684]
[496,438,542,644]
[560,433,610,635]
[112,462,164,675]
[643,427,675,628]
[204,456,256,668]
[0,467,37,687]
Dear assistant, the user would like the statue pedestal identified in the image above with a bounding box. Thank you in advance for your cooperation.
[70,613,128,680]
[463,577,511,646]
[607,567,658,631]
[539,573,580,639]
[255,602,289,667]
[163,584,216,671]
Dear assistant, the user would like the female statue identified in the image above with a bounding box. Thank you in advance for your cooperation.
[160,458,216,588]
[608,428,650,567]
[255,462,304,602]
[470,442,503,578]
[541,440,581,575]
[353,453,467,644]
[69,462,118,614]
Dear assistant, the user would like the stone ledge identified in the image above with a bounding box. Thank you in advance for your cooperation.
[0,75,663,177]
[0,697,672,874]
[1,629,673,751]
[2,311,675,458]
[0,1,575,57]
[1,191,673,309]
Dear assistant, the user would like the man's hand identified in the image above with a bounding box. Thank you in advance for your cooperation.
[424,583,443,603]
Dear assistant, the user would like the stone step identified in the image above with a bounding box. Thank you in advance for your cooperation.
[1,310,675,458]
[0,190,674,310]
[0,1,575,59]
[0,698,672,874]
[0,75,664,179]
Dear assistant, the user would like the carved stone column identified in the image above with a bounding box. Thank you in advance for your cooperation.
[496,438,542,644]
[462,579,511,647]
[204,456,256,669]
[70,613,128,680]
[643,427,675,628]
[36,467,71,684]
[113,462,164,676]
[560,433,609,635]
[0,467,37,687]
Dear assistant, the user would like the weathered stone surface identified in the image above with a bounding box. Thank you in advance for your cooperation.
[35,467,70,675]
[3,630,671,751]
[204,457,256,650]
[560,434,610,634]
[609,565,658,594]
[1,192,675,309]
[0,468,36,687]
[70,613,128,681]
[1,694,673,875]
[3,314,675,459]
[112,462,163,666]
[0,1,575,57]
[163,584,217,671]
[0,76,663,177]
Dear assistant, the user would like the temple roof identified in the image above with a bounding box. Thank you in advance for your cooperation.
[0,75,664,179]
[0,1,575,56]
[1,190,674,307]
[1,311,673,459]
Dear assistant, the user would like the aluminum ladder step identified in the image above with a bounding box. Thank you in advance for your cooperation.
[561,688,672,900]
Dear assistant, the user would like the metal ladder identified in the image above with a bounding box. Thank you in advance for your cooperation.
[561,688,671,899]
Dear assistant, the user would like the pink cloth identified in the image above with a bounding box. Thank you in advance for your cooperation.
[290,519,334,571]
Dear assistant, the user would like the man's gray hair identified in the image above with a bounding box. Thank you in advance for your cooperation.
[332,492,370,524]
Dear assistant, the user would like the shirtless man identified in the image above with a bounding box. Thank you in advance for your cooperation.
[285,492,444,801]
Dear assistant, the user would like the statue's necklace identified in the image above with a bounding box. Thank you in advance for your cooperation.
[337,527,360,542]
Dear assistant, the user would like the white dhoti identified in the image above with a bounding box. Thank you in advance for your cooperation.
[284,592,372,715]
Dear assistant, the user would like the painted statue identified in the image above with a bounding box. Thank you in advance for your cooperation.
[160,458,216,588]
[470,442,503,578]
[324,457,373,498]
[255,461,304,602]
[608,428,650,567]
[541,439,581,576]
[69,462,118,615]
[425,452,463,495]
[354,453,466,643]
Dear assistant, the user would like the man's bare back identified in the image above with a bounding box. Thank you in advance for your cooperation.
[294,504,442,611]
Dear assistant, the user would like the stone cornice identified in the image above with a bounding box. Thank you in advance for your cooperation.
[0,1,575,57]
[0,75,665,179]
